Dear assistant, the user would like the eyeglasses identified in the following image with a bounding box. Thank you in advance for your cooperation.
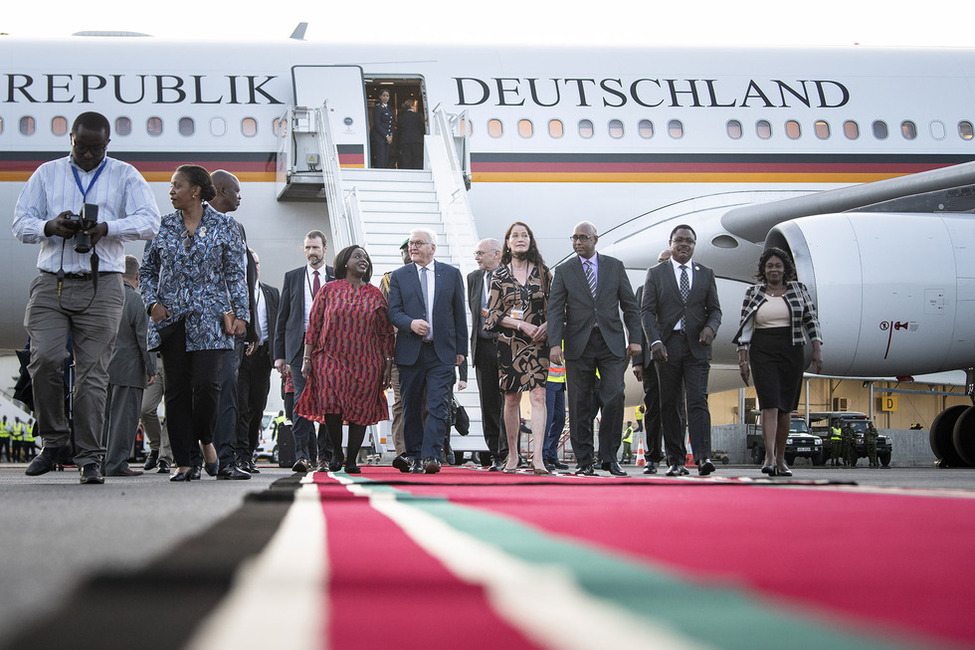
[570,234,593,242]
[71,140,107,157]
[407,240,430,248]
[671,237,696,245]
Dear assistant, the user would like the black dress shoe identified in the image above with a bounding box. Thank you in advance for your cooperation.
[409,458,423,473]
[488,462,502,472]
[600,461,628,477]
[344,463,361,474]
[188,465,202,480]
[143,451,158,471]
[157,459,171,473]
[204,461,219,477]
[643,462,657,475]
[697,459,716,476]
[328,460,344,472]
[25,447,61,476]
[217,465,251,480]
[575,463,597,476]
[423,457,441,474]
[551,459,569,470]
[248,459,260,474]
[170,469,193,482]
[392,454,411,473]
[79,464,104,484]
[292,457,310,473]
[108,467,144,477]
[665,464,689,477]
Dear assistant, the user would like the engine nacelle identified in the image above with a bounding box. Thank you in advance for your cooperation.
[767,212,975,377]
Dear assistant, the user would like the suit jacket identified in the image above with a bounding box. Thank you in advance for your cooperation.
[641,259,722,360]
[548,253,641,360]
[109,283,155,388]
[388,260,468,367]
[273,264,334,366]
[467,268,499,361]
[397,110,424,144]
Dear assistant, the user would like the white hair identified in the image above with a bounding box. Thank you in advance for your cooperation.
[411,227,438,246]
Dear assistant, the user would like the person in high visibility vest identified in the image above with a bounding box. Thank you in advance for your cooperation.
[11,417,25,463]
[829,419,843,466]
[0,416,11,462]
[542,356,567,470]
[621,421,634,464]
[23,419,37,461]
[634,405,645,433]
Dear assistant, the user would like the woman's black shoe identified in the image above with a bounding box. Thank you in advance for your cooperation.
[188,465,202,480]
[204,461,219,477]
[344,464,361,474]
[170,470,193,482]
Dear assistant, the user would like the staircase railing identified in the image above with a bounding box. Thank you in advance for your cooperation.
[314,101,362,250]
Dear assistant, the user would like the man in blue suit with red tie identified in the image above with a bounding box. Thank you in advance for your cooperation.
[387,227,468,473]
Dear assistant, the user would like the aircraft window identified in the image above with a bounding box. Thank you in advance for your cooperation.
[609,119,624,139]
[210,117,227,137]
[51,116,68,137]
[242,118,258,137]
[115,117,132,136]
[872,120,888,139]
[929,120,946,140]
[19,116,35,136]
[785,120,801,139]
[518,119,533,138]
[756,120,772,139]
[0,117,4,134]
[488,119,503,138]
[901,120,917,140]
[814,121,830,139]
[960,121,974,140]
[147,117,163,136]
[668,120,683,139]
[548,119,563,138]
[726,120,742,140]
[178,117,195,137]
[272,118,286,137]
[843,121,859,140]
[578,119,594,138]
[639,120,654,139]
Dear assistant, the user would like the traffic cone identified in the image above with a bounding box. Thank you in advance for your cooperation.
[636,436,645,466]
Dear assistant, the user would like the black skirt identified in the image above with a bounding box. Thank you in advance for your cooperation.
[750,327,804,412]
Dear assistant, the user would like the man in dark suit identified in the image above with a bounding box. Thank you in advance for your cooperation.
[548,221,642,477]
[387,227,468,474]
[396,99,425,170]
[273,230,334,472]
[102,255,155,477]
[236,248,280,474]
[641,224,722,477]
[467,238,507,471]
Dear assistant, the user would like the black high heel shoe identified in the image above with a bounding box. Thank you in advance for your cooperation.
[776,466,793,477]
[170,469,193,482]
[761,465,776,476]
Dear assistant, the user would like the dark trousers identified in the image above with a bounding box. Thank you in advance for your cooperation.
[289,360,327,464]
[237,345,272,457]
[641,365,664,463]
[544,380,565,461]
[565,328,626,468]
[371,137,390,168]
[399,344,454,461]
[657,332,711,466]
[399,142,423,169]
[213,340,245,469]
[159,321,224,468]
[474,339,507,460]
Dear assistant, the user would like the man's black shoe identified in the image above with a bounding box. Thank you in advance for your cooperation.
[643,462,658,475]
[157,459,171,473]
[409,457,423,473]
[697,459,716,476]
[79,464,104,485]
[601,461,628,477]
[423,457,441,474]
[392,454,411,473]
[665,464,689,477]
[217,465,251,480]
[575,463,597,476]
[25,447,60,476]
[143,450,158,471]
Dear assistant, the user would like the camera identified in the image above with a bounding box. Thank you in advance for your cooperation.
[67,203,99,254]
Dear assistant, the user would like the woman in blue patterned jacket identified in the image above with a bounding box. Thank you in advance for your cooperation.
[141,165,248,482]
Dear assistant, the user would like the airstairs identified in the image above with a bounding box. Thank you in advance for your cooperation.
[276,103,490,461]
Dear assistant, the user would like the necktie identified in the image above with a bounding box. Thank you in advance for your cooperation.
[584,260,596,298]
[313,270,321,298]
[420,266,432,341]
[679,264,689,329]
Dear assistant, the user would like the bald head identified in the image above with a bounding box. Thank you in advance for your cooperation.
[658,248,672,264]
[209,169,241,214]
[475,238,502,271]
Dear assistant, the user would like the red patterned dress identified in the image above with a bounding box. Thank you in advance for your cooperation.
[295,279,394,426]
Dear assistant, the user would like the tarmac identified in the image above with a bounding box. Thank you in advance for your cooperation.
[0,460,972,648]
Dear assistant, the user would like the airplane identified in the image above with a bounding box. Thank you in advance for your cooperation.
[2,35,974,464]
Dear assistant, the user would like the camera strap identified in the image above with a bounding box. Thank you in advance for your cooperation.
[71,159,107,201]
[57,159,107,314]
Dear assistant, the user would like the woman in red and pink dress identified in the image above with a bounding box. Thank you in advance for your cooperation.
[297,245,394,473]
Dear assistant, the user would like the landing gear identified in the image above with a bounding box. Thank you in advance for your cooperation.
[929,404,975,468]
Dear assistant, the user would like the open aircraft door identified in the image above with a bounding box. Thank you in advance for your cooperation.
[292,65,369,168]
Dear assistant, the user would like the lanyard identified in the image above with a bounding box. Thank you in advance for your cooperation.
[71,160,107,202]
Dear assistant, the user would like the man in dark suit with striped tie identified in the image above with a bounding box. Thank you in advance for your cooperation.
[548,221,642,477]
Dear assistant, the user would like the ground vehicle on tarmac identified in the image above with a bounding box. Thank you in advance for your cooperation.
[808,411,893,467]
[747,413,824,465]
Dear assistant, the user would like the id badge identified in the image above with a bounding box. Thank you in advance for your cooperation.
[481,308,489,318]
[510,308,525,320]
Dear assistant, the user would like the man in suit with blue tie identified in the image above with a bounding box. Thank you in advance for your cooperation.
[548,221,642,477]
[641,224,722,477]
[387,227,468,474]
[273,230,334,473]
